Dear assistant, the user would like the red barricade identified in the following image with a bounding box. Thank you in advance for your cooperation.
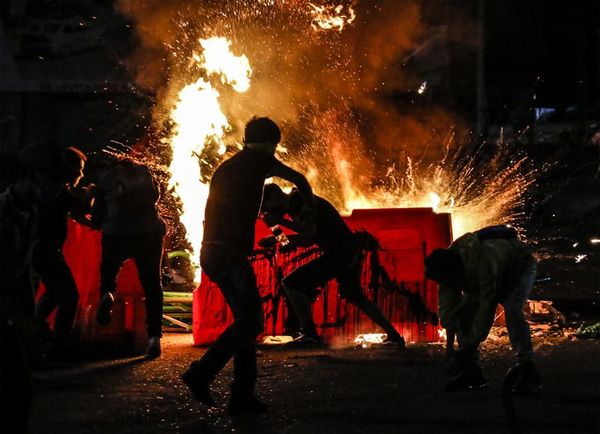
[193,208,452,345]
[44,220,148,353]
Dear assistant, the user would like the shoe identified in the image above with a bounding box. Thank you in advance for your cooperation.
[181,368,217,407]
[381,334,406,349]
[512,362,541,396]
[145,337,161,359]
[96,292,115,326]
[289,332,322,346]
[228,394,268,415]
[444,367,489,391]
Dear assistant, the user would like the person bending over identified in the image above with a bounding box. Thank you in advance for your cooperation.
[260,184,405,347]
[425,225,539,393]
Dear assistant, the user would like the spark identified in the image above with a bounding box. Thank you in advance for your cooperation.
[309,2,356,32]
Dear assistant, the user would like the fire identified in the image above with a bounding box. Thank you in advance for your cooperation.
[309,2,356,32]
[354,333,387,348]
[290,107,536,239]
[437,328,447,341]
[144,2,538,280]
[167,37,252,280]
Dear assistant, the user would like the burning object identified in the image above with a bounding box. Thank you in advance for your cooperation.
[309,2,356,32]
[354,333,388,348]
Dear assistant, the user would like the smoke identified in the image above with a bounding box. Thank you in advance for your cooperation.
[117,0,463,145]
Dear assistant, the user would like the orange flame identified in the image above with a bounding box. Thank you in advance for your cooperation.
[167,37,252,280]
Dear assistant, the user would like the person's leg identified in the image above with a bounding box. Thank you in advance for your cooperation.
[183,247,263,408]
[132,233,164,340]
[502,260,539,394]
[338,261,404,345]
[282,255,336,339]
[38,250,79,343]
[33,248,58,322]
[96,234,128,326]
[502,260,536,364]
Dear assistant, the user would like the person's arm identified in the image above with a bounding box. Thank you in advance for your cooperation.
[262,212,303,233]
[90,187,106,229]
[463,258,499,350]
[438,283,462,331]
[268,161,317,238]
[267,162,315,208]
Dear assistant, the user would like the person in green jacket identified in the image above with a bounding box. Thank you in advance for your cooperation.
[424,226,540,393]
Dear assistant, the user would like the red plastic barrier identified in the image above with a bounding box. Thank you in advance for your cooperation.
[41,220,148,352]
[193,208,452,345]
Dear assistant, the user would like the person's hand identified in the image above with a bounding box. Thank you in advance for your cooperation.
[258,236,278,248]
[279,242,299,254]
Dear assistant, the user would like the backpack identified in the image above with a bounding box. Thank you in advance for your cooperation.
[474,225,518,240]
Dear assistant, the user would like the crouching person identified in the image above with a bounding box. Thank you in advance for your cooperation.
[424,225,540,394]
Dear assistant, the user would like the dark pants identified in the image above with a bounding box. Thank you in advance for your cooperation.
[0,317,33,434]
[99,232,164,338]
[457,260,537,365]
[283,249,365,303]
[33,247,79,341]
[190,244,263,395]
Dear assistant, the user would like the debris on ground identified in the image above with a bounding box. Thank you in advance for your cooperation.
[574,322,600,339]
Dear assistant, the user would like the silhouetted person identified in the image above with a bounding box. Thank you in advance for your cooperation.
[425,225,540,393]
[181,117,316,414]
[1,143,66,433]
[260,184,405,346]
[93,159,165,359]
[33,146,92,357]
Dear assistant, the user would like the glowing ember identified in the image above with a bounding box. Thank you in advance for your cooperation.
[309,2,356,32]
[417,81,427,94]
[437,328,447,341]
[591,238,600,245]
[354,333,387,348]
[167,37,252,280]
[575,254,588,263]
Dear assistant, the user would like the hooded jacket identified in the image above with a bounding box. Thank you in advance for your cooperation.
[438,232,534,350]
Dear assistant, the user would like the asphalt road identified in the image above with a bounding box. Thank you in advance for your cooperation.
[28,333,600,434]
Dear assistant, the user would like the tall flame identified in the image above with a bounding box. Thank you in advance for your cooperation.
[168,37,252,280]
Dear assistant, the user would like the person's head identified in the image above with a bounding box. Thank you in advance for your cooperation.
[243,117,281,154]
[424,248,466,288]
[17,142,64,202]
[61,147,87,187]
[261,183,289,216]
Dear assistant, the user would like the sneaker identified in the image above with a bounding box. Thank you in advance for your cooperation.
[145,337,161,359]
[512,362,541,396]
[228,394,268,415]
[96,292,115,326]
[181,368,217,407]
[381,334,406,349]
[444,367,489,391]
[289,332,322,346]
